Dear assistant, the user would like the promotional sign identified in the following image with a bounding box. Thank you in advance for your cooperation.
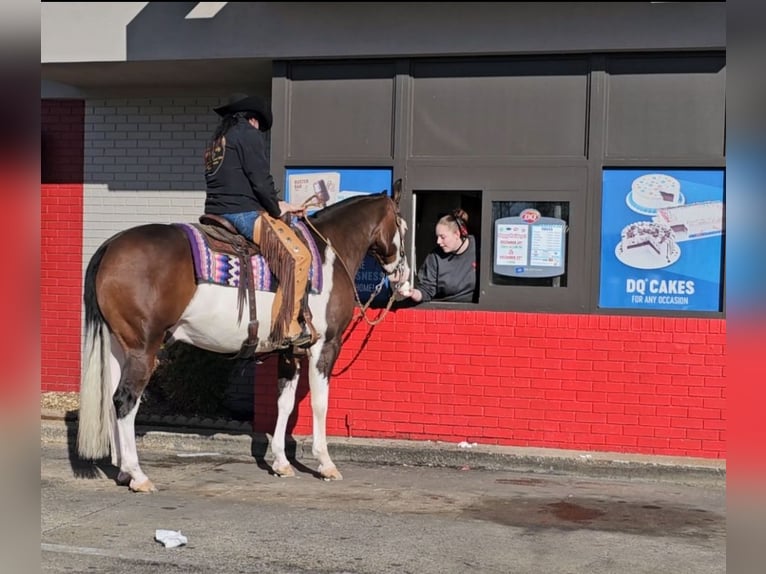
[598,169,724,311]
[494,208,566,278]
[285,168,394,306]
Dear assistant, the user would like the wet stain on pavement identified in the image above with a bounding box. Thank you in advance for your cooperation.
[462,496,724,539]
[548,501,604,522]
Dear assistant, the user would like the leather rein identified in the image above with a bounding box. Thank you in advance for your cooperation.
[299,207,406,326]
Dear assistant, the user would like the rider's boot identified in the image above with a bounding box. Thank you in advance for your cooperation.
[279,277,315,350]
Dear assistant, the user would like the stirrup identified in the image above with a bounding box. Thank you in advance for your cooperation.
[275,332,313,351]
[274,324,314,350]
[289,331,314,349]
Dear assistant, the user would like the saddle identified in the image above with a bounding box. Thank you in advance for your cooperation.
[196,214,317,358]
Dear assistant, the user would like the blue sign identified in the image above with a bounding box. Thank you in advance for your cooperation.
[599,169,724,312]
[284,167,394,307]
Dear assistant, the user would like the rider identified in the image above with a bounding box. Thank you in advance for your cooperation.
[203,93,313,349]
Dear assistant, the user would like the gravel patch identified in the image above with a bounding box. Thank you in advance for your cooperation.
[41,392,79,412]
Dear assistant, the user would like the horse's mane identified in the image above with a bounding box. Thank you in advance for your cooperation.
[309,192,389,223]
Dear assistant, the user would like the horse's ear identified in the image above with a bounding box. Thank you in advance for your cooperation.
[392,178,403,206]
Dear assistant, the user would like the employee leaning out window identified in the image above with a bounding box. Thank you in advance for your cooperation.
[394,209,478,303]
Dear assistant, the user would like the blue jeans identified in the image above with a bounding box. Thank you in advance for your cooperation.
[222,211,261,242]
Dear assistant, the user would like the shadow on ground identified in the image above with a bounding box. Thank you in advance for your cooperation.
[62,410,323,483]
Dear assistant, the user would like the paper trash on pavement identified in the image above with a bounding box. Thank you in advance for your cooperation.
[155,529,188,548]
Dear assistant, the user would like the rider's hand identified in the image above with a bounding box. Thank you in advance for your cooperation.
[278,201,307,218]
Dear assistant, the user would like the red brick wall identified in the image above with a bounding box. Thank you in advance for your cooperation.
[41,100,84,391]
[253,309,725,459]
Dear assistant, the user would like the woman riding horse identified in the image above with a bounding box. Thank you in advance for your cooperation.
[204,93,313,350]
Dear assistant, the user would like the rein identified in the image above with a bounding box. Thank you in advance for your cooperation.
[299,212,403,326]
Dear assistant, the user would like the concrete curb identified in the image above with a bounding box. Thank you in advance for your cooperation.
[41,411,726,483]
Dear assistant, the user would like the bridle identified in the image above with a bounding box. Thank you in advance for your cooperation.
[300,202,408,326]
[355,212,408,324]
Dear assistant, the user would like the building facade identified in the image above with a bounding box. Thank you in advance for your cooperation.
[42,3,726,458]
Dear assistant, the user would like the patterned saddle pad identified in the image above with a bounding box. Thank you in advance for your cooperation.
[174,220,323,294]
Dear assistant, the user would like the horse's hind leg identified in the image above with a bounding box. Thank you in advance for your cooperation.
[83,335,134,489]
[107,338,124,471]
[270,354,300,477]
[112,347,160,492]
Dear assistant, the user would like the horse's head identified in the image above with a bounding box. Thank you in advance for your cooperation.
[309,179,411,293]
[368,179,410,291]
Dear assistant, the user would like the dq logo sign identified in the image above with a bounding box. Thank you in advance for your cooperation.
[520,208,541,223]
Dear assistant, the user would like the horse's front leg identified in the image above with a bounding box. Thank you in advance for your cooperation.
[271,354,300,477]
[308,344,342,480]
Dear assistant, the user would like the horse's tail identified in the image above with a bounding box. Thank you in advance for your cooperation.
[77,241,115,460]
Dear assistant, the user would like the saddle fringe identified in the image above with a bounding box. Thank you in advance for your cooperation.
[259,216,296,344]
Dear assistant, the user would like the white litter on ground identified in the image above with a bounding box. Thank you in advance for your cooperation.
[155,529,188,548]
[457,441,478,449]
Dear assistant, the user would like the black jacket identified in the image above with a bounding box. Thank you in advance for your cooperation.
[204,118,282,218]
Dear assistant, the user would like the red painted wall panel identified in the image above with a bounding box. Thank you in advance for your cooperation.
[41,100,84,392]
[253,310,725,459]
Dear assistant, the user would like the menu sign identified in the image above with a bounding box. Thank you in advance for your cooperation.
[494,209,566,278]
[495,223,529,267]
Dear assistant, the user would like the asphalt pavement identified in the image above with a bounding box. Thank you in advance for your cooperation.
[41,415,725,574]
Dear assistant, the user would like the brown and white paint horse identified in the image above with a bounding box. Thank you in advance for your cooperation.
[77,180,409,492]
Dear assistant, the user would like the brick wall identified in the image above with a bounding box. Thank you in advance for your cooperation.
[253,310,726,459]
[41,100,84,391]
[44,96,220,391]
[82,97,217,274]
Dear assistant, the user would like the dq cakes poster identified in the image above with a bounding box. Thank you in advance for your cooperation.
[599,169,725,312]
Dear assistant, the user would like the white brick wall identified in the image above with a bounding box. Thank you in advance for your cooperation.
[82,95,253,273]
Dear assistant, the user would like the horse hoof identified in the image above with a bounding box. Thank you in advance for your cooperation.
[116,471,131,486]
[318,465,343,481]
[272,464,295,478]
[129,479,157,493]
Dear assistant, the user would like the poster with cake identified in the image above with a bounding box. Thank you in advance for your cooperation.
[599,169,724,312]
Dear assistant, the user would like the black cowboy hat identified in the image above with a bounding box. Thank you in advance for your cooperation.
[214,93,273,131]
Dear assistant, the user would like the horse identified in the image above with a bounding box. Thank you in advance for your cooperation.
[77,180,410,492]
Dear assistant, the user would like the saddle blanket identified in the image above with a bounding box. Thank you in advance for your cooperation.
[175,221,323,294]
